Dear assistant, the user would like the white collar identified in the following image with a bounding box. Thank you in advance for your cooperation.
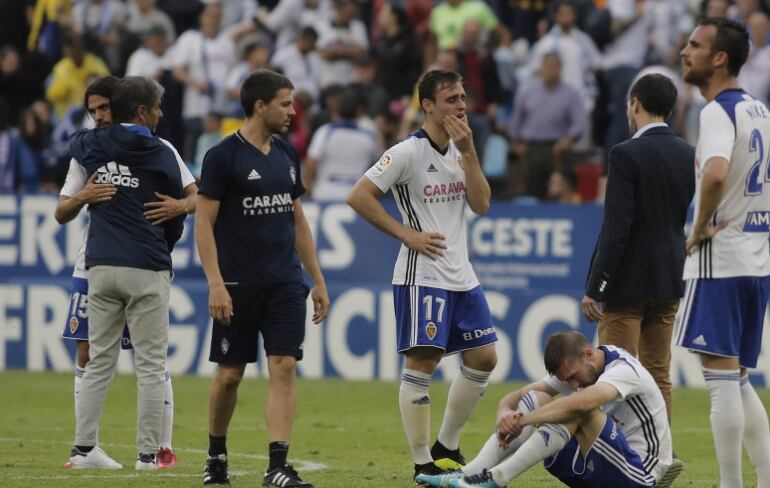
[632,122,668,139]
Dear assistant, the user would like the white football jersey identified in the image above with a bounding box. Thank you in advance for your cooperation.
[543,345,673,481]
[60,138,196,280]
[364,129,479,291]
[684,89,770,279]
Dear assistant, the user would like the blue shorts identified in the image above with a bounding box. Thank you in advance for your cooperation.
[393,285,496,354]
[544,417,656,488]
[62,277,133,349]
[675,276,770,368]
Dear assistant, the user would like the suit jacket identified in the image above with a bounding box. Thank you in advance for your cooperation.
[586,125,695,302]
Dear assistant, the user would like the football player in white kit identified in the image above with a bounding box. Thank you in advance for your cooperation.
[676,18,770,488]
[347,70,497,483]
[55,76,197,469]
[416,331,675,488]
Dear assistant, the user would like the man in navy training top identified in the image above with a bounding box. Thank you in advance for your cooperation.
[195,68,330,487]
[67,76,188,470]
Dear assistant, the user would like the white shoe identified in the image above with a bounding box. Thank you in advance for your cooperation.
[135,453,157,470]
[66,446,123,469]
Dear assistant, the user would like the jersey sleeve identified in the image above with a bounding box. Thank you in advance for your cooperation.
[198,147,229,201]
[364,141,412,193]
[698,102,735,163]
[596,361,642,400]
[161,138,196,188]
[60,158,87,197]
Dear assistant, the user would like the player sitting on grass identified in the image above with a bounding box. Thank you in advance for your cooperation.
[417,331,683,488]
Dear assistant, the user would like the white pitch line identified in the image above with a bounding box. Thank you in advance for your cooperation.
[7,469,253,481]
[0,437,328,473]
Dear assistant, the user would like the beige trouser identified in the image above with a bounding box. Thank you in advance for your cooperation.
[598,298,679,424]
[74,265,170,454]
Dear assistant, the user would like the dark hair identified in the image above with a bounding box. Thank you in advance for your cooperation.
[551,0,576,18]
[337,87,360,120]
[628,73,678,118]
[543,331,590,375]
[240,69,294,117]
[299,26,318,41]
[417,69,462,106]
[698,17,750,75]
[110,76,164,123]
[83,75,120,110]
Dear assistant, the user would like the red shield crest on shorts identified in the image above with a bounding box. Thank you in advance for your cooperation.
[425,322,437,340]
[69,317,79,334]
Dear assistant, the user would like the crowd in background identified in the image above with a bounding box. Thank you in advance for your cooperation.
[1,0,769,202]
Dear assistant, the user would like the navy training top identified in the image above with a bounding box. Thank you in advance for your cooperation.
[69,124,186,271]
[198,131,305,287]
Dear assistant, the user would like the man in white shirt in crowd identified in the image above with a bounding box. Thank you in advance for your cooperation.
[738,11,770,107]
[271,26,322,103]
[315,0,368,88]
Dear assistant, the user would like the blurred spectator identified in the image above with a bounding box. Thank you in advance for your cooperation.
[373,4,422,104]
[0,47,43,126]
[172,2,255,162]
[738,11,770,107]
[156,0,205,35]
[729,0,769,24]
[597,0,651,163]
[315,0,368,88]
[427,0,500,64]
[489,28,529,101]
[194,113,222,177]
[523,0,602,111]
[270,26,321,102]
[350,56,389,119]
[497,0,550,44]
[0,103,19,192]
[225,41,270,117]
[0,0,31,51]
[219,0,258,29]
[127,0,176,41]
[704,0,730,18]
[646,0,693,67]
[72,0,128,73]
[27,0,74,61]
[125,25,172,79]
[252,0,304,49]
[375,108,400,151]
[456,19,501,161]
[45,32,109,120]
[546,169,583,204]
[508,53,586,199]
[15,107,57,193]
[304,87,379,200]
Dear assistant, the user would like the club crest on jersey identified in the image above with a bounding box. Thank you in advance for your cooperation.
[221,338,230,355]
[289,167,297,185]
[425,321,437,340]
[372,153,392,175]
[69,317,79,334]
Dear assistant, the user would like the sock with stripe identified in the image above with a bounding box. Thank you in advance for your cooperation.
[437,365,492,450]
[74,365,85,403]
[268,441,289,471]
[462,391,540,476]
[704,367,743,488]
[400,368,433,465]
[160,370,174,450]
[490,423,570,486]
[740,376,770,488]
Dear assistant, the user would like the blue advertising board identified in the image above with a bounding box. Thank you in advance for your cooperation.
[1,195,768,386]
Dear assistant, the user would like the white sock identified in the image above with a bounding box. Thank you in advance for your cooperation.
[704,368,743,488]
[400,369,433,465]
[160,370,174,450]
[438,365,491,450]
[490,423,570,486]
[74,365,85,403]
[463,391,540,476]
[741,376,770,488]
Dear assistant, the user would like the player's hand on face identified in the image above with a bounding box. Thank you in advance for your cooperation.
[310,282,330,324]
[77,172,117,204]
[144,192,186,225]
[402,227,446,260]
[209,283,233,325]
[443,114,474,154]
[685,221,728,254]
[581,295,603,323]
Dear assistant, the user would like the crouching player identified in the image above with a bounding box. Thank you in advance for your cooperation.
[417,331,682,488]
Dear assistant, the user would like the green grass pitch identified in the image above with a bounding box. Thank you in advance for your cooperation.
[1,371,768,487]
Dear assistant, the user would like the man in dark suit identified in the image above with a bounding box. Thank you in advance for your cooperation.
[582,73,695,425]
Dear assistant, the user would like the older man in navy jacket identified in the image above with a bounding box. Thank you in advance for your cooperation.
[583,74,695,425]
